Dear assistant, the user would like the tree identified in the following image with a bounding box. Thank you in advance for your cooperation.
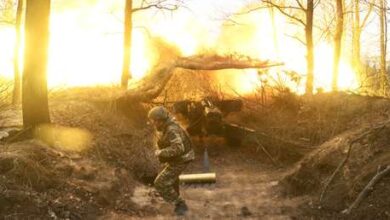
[0,0,22,104]
[121,0,133,88]
[121,0,182,89]
[306,0,314,95]
[331,0,344,91]
[12,0,23,104]
[351,0,373,84]
[379,0,388,95]
[261,0,315,95]
[22,0,51,128]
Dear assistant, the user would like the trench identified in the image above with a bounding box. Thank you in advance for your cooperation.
[103,143,308,219]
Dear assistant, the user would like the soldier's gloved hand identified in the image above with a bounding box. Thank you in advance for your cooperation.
[154,150,162,157]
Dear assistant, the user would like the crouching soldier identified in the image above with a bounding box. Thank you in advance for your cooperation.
[148,106,195,216]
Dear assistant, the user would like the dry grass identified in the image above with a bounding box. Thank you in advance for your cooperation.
[2,76,390,218]
[282,117,390,219]
[233,91,390,144]
[49,88,159,181]
[0,86,161,218]
[0,141,60,191]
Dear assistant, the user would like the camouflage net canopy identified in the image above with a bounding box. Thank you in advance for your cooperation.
[119,54,282,103]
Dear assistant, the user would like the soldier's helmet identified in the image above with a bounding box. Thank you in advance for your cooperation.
[148,106,169,121]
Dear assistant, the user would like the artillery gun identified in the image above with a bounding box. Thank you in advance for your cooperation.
[173,97,271,184]
[173,97,255,146]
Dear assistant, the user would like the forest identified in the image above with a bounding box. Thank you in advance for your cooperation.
[0,0,390,219]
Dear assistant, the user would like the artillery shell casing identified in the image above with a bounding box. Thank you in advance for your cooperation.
[179,173,216,184]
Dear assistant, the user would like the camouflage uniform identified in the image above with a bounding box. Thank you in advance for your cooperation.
[154,118,195,205]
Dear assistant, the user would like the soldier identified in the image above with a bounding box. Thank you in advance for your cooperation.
[148,106,195,216]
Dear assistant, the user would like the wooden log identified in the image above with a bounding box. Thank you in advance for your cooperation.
[179,173,216,184]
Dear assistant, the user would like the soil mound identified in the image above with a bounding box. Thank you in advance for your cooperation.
[283,121,390,219]
[0,88,159,219]
[232,92,390,165]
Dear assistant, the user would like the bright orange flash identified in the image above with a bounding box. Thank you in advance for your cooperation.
[0,2,358,95]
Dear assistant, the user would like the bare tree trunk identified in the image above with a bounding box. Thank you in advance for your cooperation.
[380,0,388,95]
[22,0,51,128]
[352,0,373,86]
[261,0,313,94]
[12,0,23,104]
[305,0,314,95]
[121,0,133,88]
[352,0,362,82]
[269,7,279,57]
[332,0,344,91]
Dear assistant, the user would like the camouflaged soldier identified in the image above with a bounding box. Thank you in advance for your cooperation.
[148,106,195,216]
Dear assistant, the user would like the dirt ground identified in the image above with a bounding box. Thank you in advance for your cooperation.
[102,145,308,220]
[1,89,390,219]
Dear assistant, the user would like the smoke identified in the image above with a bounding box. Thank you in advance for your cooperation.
[0,0,358,92]
[148,36,182,67]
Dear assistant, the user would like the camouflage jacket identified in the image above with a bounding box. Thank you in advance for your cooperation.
[157,119,195,164]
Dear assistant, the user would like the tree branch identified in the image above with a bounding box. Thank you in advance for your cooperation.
[342,165,390,215]
[261,0,306,26]
[285,33,306,45]
[132,0,182,13]
[319,124,387,203]
[295,0,306,11]
[360,2,374,29]
[132,4,178,13]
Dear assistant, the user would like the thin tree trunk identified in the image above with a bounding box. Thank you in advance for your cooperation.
[305,0,314,95]
[380,0,388,95]
[22,0,51,128]
[121,0,133,88]
[332,0,344,91]
[269,7,279,57]
[352,0,360,80]
[12,0,23,104]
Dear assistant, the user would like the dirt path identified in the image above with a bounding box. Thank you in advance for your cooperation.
[104,148,308,219]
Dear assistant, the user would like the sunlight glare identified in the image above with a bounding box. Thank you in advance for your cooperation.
[0,1,359,94]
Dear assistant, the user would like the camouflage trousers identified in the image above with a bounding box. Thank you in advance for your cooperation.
[154,162,188,205]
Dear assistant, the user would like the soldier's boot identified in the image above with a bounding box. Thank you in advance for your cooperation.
[174,200,188,216]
